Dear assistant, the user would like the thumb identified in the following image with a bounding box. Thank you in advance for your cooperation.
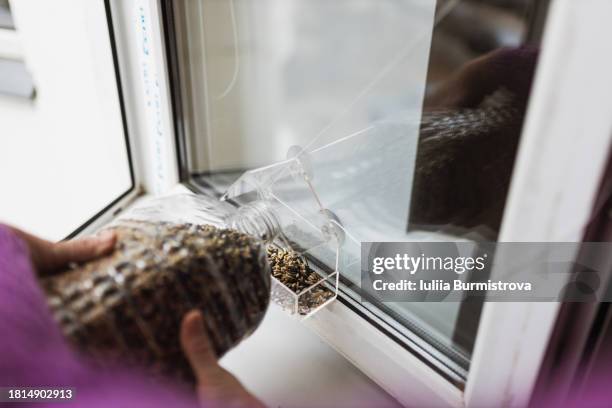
[180,310,220,381]
[49,230,116,271]
[181,311,264,407]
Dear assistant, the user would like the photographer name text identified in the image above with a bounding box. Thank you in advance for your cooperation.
[370,254,532,292]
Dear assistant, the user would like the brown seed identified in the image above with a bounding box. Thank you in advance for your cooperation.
[266,246,335,315]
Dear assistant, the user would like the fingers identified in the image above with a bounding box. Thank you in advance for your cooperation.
[13,227,117,275]
[425,47,539,110]
[50,231,116,271]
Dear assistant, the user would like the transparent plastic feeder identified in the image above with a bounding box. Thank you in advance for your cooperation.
[222,117,420,318]
[223,152,352,319]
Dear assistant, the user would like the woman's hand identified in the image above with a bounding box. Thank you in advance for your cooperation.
[10,227,116,276]
[424,47,538,110]
[180,310,265,408]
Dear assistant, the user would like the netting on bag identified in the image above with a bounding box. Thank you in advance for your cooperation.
[42,196,271,382]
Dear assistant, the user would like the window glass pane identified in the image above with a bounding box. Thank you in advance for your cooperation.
[170,0,547,375]
[0,1,132,240]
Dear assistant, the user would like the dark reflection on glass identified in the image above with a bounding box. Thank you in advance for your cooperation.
[408,0,547,356]
[410,0,543,239]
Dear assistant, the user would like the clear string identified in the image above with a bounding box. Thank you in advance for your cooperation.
[216,0,240,99]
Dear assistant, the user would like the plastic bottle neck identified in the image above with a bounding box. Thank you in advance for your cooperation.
[227,200,281,244]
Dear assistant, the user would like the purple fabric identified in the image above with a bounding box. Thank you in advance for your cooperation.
[0,225,197,408]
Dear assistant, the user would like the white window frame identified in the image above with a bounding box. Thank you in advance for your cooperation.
[74,0,184,236]
[108,0,612,407]
[73,0,150,237]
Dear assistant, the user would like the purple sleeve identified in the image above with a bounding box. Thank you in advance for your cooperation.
[0,225,198,408]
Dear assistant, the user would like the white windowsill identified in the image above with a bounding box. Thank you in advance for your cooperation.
[220,304,401,408]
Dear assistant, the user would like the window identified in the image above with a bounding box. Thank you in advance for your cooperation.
[158,0,612,405]
[0,0,134,240]
[164,0,549,383]
[0,1,601,406]
[0,1,603,406]
[165,0,549,382]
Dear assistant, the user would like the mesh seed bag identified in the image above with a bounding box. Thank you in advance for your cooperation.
[42,194,271,382]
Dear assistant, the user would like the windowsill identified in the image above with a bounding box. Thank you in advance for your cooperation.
[220,304,400,407]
